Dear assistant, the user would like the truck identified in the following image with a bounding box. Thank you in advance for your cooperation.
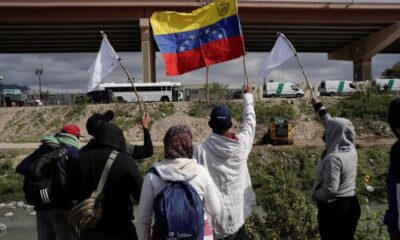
[319,80,357,96]
[373,79,400,94]
[263,82,304,98]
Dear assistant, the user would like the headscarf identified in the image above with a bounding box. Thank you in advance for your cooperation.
[163,125,193,159]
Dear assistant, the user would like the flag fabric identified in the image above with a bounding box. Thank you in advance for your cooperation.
[257,33,296,80]
[150,0,244,76]
[88,34,119,92]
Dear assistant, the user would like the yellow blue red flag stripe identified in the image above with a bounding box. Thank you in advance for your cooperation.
[150,0,245,76]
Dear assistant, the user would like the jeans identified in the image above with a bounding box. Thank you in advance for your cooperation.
[37,208,78,240]
[317,196,361,240]
[217,225,248,240]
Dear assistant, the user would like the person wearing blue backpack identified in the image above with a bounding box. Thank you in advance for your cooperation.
[136,125,221,240]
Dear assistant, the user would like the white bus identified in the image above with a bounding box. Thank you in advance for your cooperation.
[99,82,184,102]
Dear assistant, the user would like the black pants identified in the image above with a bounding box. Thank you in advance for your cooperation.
[217,225,248,240]
[317,196,361,240]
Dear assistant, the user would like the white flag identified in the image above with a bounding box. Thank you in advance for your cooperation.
[88,34,119,92]
[257,33,296,80]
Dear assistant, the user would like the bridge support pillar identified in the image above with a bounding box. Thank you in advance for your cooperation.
[140,18,156,83]
[353,58,372,82]
[329,21,400,81]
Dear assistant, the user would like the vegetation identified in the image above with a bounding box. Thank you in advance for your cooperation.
[209,82,229,101]
[326,88,395,136]
[382,61,400,79]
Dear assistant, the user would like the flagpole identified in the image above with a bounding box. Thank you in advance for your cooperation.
[206,66,209,102]
[242,54,249,86]
[99,31,145,113]
[118,59,145,114]
[278,32,315,98]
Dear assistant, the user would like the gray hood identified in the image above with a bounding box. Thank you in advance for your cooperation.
[203,133,240,159]
[324,116,355,154]
[153,158,201,182]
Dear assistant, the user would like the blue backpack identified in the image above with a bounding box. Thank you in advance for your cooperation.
[148,167,205,240]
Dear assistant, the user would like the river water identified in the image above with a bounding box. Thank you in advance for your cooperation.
[0,204,388,239]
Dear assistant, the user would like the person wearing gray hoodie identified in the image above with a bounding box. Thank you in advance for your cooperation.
[311,98,360,240]
[136,125,221,240]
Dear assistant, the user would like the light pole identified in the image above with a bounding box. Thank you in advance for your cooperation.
[0,75,3,107]
[35,69,43,101]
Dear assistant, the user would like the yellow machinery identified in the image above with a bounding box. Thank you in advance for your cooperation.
[262,117,294,145]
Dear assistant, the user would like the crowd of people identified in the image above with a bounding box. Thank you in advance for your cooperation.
[15,84,400,240]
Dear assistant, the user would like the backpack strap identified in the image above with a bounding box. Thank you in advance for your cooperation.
[147,167,159,176]
[95,150,119,199]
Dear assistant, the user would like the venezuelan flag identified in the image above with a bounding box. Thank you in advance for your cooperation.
[150,0,244,76]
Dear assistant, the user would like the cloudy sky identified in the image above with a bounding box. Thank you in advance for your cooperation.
[0,51,398,93]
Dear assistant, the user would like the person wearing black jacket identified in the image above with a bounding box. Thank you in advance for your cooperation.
[68,111,152,240]
[82,110,153,162]
[384,98,400,239]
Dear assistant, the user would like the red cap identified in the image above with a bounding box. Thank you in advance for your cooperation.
[61,124,82,138]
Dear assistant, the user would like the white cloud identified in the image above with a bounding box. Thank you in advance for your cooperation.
[0,51,398,92]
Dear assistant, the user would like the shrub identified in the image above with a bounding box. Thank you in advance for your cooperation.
[255,102,297,124]
[158,103,175,117]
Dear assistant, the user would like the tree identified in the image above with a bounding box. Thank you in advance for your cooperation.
[381,61,400,78]
[209,82,228,101]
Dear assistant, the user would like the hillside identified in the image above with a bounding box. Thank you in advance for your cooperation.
[0,97,395,147]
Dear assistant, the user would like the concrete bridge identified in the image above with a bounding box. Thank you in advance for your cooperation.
[0,0,399,82]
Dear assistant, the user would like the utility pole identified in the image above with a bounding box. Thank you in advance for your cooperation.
[35,68,43,101]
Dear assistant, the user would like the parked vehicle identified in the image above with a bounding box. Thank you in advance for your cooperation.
[99,82,184,102]
[263,82,304,98]
[373,79,400,94]
[261,117,294,145]
[87,90,114,103]
[319,80,357,96]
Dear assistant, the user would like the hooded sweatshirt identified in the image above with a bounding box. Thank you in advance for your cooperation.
[136,158,221,240]
[384,98,400,232]
[68,121,143,234]
[311,103,358,202]
[193,93,257,238]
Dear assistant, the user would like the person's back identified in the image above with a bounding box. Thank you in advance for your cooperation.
[137,125,220,240]
[384,98,400,239]
[16,124,81,240]
[68,113,143,240]
[193,85,256,239]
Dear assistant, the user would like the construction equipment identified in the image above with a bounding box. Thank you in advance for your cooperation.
[262,117,294,145]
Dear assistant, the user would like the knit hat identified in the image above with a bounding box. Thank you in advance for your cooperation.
[61,124,82,138]
[86,110,115,137]
[209,106,232,132]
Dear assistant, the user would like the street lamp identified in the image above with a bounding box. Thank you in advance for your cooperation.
[35,68,43,101]
[0,76,3,107]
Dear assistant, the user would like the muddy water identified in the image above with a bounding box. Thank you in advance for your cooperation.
[0,208,37,240]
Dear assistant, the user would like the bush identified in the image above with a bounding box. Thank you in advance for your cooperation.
[158,103,175,117]
[255,102,297,124]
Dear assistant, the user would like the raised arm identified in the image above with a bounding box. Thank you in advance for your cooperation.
[311,97,332,128]
[237,85,256,149]
[126,113,154,162]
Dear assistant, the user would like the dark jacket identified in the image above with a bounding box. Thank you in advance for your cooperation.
[384,98,400,232]
[16,133,80,210]
[67,121,143,234]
